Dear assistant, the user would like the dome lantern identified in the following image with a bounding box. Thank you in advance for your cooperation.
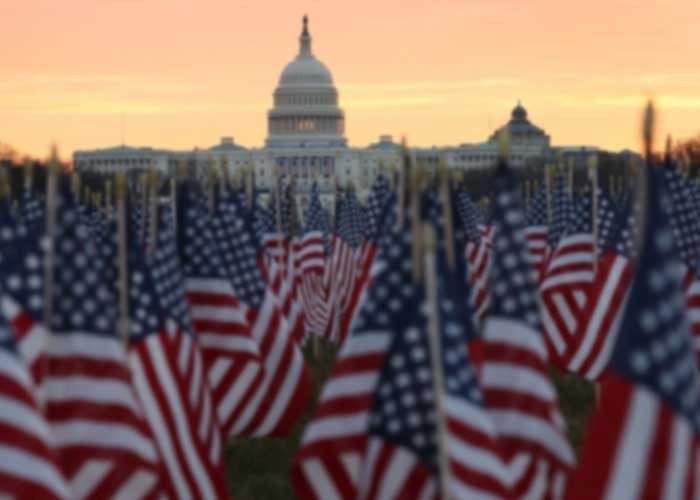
[299,15,311,57]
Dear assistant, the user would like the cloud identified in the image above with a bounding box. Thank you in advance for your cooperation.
[343,78,522,92]
[0,72,214,115]
[342,96,443,110]
[552,94,700,110]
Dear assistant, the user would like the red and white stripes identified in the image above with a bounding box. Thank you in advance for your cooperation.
[567,375,700,500]
[540,233,596,365]
[0,342,69,500]
[128,322,227,499]
[562,252,633,380]
[293,330,391,499]
[185,277,263,437]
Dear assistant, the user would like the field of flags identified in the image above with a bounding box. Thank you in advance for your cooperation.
[2,103,700,499]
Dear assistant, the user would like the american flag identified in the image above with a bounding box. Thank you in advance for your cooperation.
[276,182,306,346]
[126,211,229,499]
[46,199,165,498]
[562,189,635,379]
[213,193,312,437]
[567,165,700,500]
[299,182,331,337]
[524,184,549,282]
[427,192,511,499]
[363,175,393,247]
[358,259,510,499]
[685,176,700,223]
[254,201,276,255]
[257,188,305,345]
[177,184,265,438]
[662,163,700,270]
[0,310,69,499]
[481,164,575,499]
[546,172,571,252]
[662,163,700,365]
[0,208,49,387]
[259,189,286,264]
[455,187,483,244]
[683,268,700,366]
[325,187,364,344]
[342,175,393,341]
[457,188,492,321]
[465,231,492,322]
[540,187,596,366]
[292,221,408,499]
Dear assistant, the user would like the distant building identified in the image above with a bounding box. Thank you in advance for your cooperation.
[73,16,614,208]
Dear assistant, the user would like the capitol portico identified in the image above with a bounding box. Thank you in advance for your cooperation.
[73,16,572,210]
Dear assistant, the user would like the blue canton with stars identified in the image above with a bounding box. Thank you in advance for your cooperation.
[526,184,548,227]
[149,204,194,336]
[490,165,541,330]
[336,189,364,249]
[254,202,276,243]
[456,188,483,244]
[213,197,267,309]
[364,207,487,474]
[304,183,327,234]
[662,163,700,270]
[304,182,332,254]
[0,205,44,322]
[597,188,628,256]
[176,183,230,283]
[611,166,700,428]
[362,222,439,470]
[51,199,119,336]
[127,246,167,341]
[548,172,574,248]
[572,187,593,234]
[364,175,393,245]
[423,188,475,337]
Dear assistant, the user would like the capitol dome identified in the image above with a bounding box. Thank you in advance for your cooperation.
[278,37,334,88]
[266,16,346,148]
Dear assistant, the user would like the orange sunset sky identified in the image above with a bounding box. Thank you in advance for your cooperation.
[1,0,699,159]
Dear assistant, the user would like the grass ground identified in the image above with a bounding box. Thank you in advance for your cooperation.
[225,341,596,499]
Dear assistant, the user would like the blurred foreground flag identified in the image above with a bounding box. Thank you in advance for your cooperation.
[568,166,700,499]
[481,163,575,499]
[0,311,69,499]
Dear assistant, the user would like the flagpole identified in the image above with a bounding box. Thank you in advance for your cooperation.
[115,172,130,348]
[23,158,33,193]
[220,156,230,192]
[139,171,149,247]
[147,168,159,256]
[438,154,455,270]
[397,138,408,227]
[423,223,452,500]
[410,157,423,283]
[245,164,254,210]
[545,164,552,226]
[42,145,59,396]
[330,180,339,343]
[275,164,282,235]
[525,178,532,209]
[207,156,216,214]
[588,154,599,274]
[105,179,112,215]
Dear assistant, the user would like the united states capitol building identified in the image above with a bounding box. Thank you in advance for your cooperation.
[73,16,597,209]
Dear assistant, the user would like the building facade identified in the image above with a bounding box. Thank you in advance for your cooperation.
[73,16,587,210]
